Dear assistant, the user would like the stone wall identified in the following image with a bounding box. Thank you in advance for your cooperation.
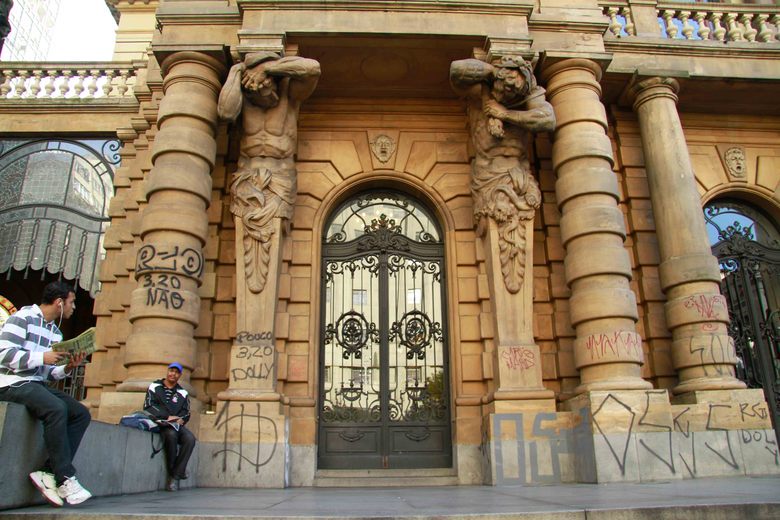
[0,402,194,510]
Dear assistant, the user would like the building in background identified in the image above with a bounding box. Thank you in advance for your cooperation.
[0,0,59,61]
[0,0,778,490]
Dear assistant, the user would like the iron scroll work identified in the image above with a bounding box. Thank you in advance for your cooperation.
[319,192,451,469]
[706,204,780,444]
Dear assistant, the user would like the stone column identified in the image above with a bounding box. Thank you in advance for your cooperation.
[629,76,745,394]
[113,52,225,405]
[542,58,651,393]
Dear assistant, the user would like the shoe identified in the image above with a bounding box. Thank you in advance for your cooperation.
[165,476,177,492]
[57,476,92,505]
[177,471,189,480]
[29,471,63,507]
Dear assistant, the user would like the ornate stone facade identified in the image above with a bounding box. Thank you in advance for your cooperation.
[1,0,778,489]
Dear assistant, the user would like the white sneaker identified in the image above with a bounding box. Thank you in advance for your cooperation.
[29,471,63,507]
[57,476,92,505]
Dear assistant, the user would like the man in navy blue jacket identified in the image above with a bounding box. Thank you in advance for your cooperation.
[143,362,196,491]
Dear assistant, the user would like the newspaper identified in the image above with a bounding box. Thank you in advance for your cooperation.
[51,327,96,365]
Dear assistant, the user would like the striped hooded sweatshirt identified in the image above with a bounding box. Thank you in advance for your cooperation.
[0,304,68,388]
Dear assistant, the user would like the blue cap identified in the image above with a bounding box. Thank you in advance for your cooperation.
[168,362,183,373]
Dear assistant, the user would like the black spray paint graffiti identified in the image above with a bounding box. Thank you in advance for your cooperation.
[213,402,277,473]
[143,273,185,310]
[136,244,204,277]
[231,334,275,383]
[591,393,636,476]
[637,391,675,474]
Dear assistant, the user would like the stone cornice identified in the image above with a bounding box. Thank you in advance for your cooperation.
[236,0,535,16]
[605,38,780,62]
[156,4,241,26]
[0,98,140,113]
[529,16,610,35]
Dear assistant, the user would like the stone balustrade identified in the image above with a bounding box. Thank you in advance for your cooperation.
[602,1,780,42]
[0,62,137,100]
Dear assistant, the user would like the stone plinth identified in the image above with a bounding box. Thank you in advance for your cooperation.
[197,401,288,487]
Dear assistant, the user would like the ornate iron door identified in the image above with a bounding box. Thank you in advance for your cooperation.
[706,205,780,443]
[318,193,451,469]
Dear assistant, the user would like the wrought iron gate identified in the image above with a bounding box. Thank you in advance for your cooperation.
[706,204,780,443]
[318,192,451,469]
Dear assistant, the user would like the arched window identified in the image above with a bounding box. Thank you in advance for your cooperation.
[704,199,780,248]
[0,138,119,295]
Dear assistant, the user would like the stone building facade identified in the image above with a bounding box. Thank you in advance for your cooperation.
[1,0,779,487]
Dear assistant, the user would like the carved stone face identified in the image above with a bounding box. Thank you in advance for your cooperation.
[724,147,746,177]
[492,67,527,105]
[370,135,396,163]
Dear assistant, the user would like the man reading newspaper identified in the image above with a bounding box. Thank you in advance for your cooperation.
[0,281,92,507]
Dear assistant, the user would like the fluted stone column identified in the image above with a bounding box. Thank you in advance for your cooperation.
[542,59,651,393]
[117,52,225,396]
[629,76,745,394]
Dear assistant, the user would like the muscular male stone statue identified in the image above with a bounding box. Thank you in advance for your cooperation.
[218,52,321,292]
[450,56,555,293]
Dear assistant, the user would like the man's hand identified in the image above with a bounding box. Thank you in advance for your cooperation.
[167,415,184,425]
[42,351,67,365]
[66,352,87,370]
[483,99,508,120]
[241,64,269,91]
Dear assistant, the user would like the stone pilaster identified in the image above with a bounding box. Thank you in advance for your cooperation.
[542,58,651,394]
[629,76,746,395]
[99,52,225,420]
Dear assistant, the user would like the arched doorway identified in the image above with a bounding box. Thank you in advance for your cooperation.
[704,199,780,442]
[318,190,452,469]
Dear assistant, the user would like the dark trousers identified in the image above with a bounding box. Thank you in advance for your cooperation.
[159,424,196,479]
[0,382,91,484]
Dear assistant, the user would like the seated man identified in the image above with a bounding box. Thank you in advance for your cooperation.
[0,281,91,507]
[143,362,197,491]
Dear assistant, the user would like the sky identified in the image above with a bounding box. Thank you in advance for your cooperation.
[48,0,117,61]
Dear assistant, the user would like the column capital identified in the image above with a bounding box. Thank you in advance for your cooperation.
[539,54,610,100]
[157,48,229,90]
[628,75,681,111]
[539,52,611,81]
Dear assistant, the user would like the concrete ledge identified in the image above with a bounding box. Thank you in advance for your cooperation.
[0,402,196,510]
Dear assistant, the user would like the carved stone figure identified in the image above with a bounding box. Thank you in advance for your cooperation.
[218,52,321,292]
[450,56,555,293]
[724,146,746,178]
[370,134,396,163]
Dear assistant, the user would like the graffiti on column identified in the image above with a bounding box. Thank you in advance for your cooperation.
[682,294,727,319]
[688,334,736,376]
[501,347,535,370]
[136,244,204,277]
[231,331,275,382]
[583,331,642,361]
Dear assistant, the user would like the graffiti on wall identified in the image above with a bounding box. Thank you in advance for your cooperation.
[212,401,278,473]
[487,391,778,485]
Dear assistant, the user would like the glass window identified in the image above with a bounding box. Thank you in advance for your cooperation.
[325,191,441,244]
[704,199,780,248]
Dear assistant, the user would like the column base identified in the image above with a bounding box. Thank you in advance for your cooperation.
[574,377,653,395]
[198,400,288,487]
[672,375,746,395]
[96,390,146,423]
[216,389,281,402]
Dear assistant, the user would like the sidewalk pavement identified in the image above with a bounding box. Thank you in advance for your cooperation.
[1,476,779,519]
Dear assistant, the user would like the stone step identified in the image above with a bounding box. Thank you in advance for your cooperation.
[314,468,459,487]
